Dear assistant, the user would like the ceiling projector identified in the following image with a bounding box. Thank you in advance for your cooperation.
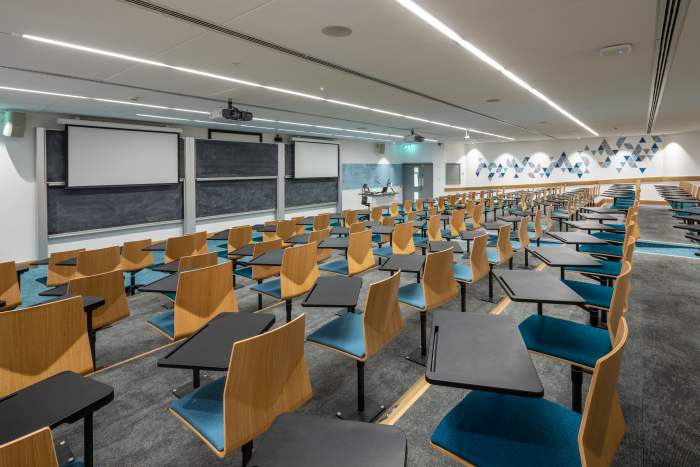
[210,98,253,121]
[403,130,425,143]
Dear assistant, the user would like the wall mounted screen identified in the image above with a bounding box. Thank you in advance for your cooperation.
[67,125,179,187]
[294,141,339,178]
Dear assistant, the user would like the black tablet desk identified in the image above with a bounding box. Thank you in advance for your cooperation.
[425,311,543,397]
[57,257,78,266]
[152,260,180,273]
[495,270,585,315]
[671,207,700,215]
[674,215,700,224]
[248,413,407,467]
[142,240,166,251]
[157,312,274,397]
[507,209,534,218]
[563,220,619,232]
[286,234,310,244]
[208,229,229,241]
[0,371,113,467]
[139,273,180,294]
[302,276,362,313]
[246,249,284,266]
[252,224,278,233]
[498,215,524,229]
[295,217,315,226]
[483,221,509,231]
[230,244,255,257]
[30,258,50,265]
[460,228,489,255]
[673,223,700,233]
[330,226,349,236]
[425,241,463,254]
[319,237,350,250]
[378,254,424,282]
[546,231,608,250]
[580,212,619,223]
[526,246,602,279]
[580,206,625,214]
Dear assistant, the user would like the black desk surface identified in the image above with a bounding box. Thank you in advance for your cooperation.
[252,224,278,232]
[526,246,603,267]
[39,283,68,297]
[15,264,29,274]
[483,221,509,230]
[248,413,407,467]
[545,231,608,245]
[153,260,179,273]
[295,217,315,225]
[157,313,274,371]
[43,294,105,312]
[371,225,394,235]
[674,215,700,223]
[208,230,229,241]
[139,273,180,294]
[331,226,349,235]
[378,254,425,273]
[246,249,284,266]
[302,276,363,308]
[580,213,618,221]
[507,209,534,217]
[580,206,625,214]
[319,237,350,249]
[425,311,543,397]
[428,241,463,253]
[231,244,255,257]
[495,271,586,305]
[142,240,166,251]
[57,257,77,266]
[287,234,310,244]
[564,221,618,231]
[30,258,50,265]
[330,213,346,220]
[671,207,700,215]
[460,228,489,240]
[0,371,114,444]
[674,223,700,232]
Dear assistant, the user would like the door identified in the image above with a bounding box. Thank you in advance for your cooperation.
[402,163,433,202]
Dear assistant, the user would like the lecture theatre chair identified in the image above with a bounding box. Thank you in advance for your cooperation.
[0,296,93,397]
[169,315,311,465]
[0,260,21,311]
[344,209,360,227]
[442,208,466,239]
[313,213,331,231]
[398,248,458,365]
[565,235,636,287]
[0,427,75,467]
[222,225,253,259]
[370,206,383,223]
[309,228,332,263]
[164,235,196,264]
[374,221,415,258]
[235,239,282,309]
[69,269,130,334]
[307,272,404,422]
[520,261,632,413]
[291,216,306,235]
[274,219,297,245]
[149,261,237,341]
[453,235,490,312]
[191,231,208,255]
[486,224,515,301]
[73,246,122,279]
[46,249,85,287]
[431,317,629,467]
[465,202,484,230]
[251,242,319,322]
[527,210,547,246]
[120,239,154,295]
[513,216,532,267]
[372,216,395,248]
[320,229,375,276]
[426,214,442,242]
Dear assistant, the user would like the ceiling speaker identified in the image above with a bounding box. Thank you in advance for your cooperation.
[2,111,26,137]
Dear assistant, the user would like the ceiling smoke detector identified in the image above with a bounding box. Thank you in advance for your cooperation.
[599,44,632,57]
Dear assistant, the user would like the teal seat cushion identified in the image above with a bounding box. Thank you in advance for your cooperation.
[431,390,581,467]
[371,234,385,244]
[519,315,611,368]
[487,248,500,264]
[562,279,613,309]
[398,283,425,309]
[306,312,365,358]
[252,232,263,242]
[319,259,349,275]
[564,259,620,277]
[163,291,176,301]
[511,240,523,250]
[251,278,282,298]
[453,263,473,282]
[234,266,254,279]
[603,223,626,231]
[170,377,226,452]
[591,231,625,243]
[216,250,229,259]
[373,246,393,257]
[148,310,174,337]
[579,244,623,257]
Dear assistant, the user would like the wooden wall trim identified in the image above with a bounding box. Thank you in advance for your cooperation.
[444,175,700,192]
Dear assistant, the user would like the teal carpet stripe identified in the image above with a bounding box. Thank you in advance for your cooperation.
[635,240,700,258]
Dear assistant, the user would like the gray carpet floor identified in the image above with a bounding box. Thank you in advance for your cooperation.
[48,205,699,466]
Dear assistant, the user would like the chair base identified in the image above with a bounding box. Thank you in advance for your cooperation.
[335,397,386,423]
[405,347,428,366]
[172,373,216,399]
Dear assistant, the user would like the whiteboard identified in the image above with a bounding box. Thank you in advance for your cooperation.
[294,141,339,178]
[67,125,179,187]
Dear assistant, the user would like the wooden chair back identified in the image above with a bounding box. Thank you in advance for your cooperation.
[392,221,415,255]
[344,210,359,227]
[427,215,442,241]
[388,203,399,217]
[622,236,636,263]
[607,261,632,341]
[496,225,514,264]
[262,220,279,242]
[363,272,404,360]
[449,209,466,237]
[165,235,196,263]
[178,252,218,271]
[438,197,446,212]
[422,248,458,311]
[0,261,21,311]
[380,216,395,244]
[370,207,383,222]
[309,228,331,262]
[448,194,457,206]
[403,199,413,214]
[416,199,424,212]
[68,270,129,330]
[191,231,208,254]
[472,203,484,229]
[280,242,320,299]
[221,315,311,455]
[349,221,367,234]
[275,220,297,242]
[579,318,629,466]
[174,261,237,341]
[0,427,59,467]
[406,211,417,222]
[75,246,121,278]
[251,239,282,281]
[347,230,375,276]
[518,217,531,250]
[120,239,153,272]
[313,213,330,231]
[470,235,490,283]
[532,210,543,239]
[290,216,306,235]
[47,248,85,286]
[227,226,252,255]
[0,296,92,397]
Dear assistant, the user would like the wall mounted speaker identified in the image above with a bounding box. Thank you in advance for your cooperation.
[376,143,385,155]
[2,111,26,137]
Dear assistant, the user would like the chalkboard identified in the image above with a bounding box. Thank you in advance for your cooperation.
[285,143,294,176]
[285,178,337,207]
[196,180,276,217]
[196,139,277,178]
[47,184,183,234]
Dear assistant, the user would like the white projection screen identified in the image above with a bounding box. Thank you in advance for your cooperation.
[67,125,179,187]
[294,141,339,178]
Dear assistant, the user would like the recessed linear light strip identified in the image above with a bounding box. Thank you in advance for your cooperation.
[20,33,513,140]
[0,84,425,140]
[392,0,599,137]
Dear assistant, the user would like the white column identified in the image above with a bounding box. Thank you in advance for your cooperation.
[183,137,196,233]
[35,127,48,258]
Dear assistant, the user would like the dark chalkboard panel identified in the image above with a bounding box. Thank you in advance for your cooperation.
[196,180,276,217]
[48,184,183,234]
[285,178,338,207]
[196,139,277,178]
[285,143,294,177]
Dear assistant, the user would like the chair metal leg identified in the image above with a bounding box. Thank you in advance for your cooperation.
[509,258,513,270]
[285,299,292,323]
[525,250,529,267]
[129,272,136,296]
[460,283,466,312]
[242,440,253,467]
[406,311,428,366]
[571,366,583,413]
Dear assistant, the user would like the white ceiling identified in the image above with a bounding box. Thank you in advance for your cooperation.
[0,0,697,142]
